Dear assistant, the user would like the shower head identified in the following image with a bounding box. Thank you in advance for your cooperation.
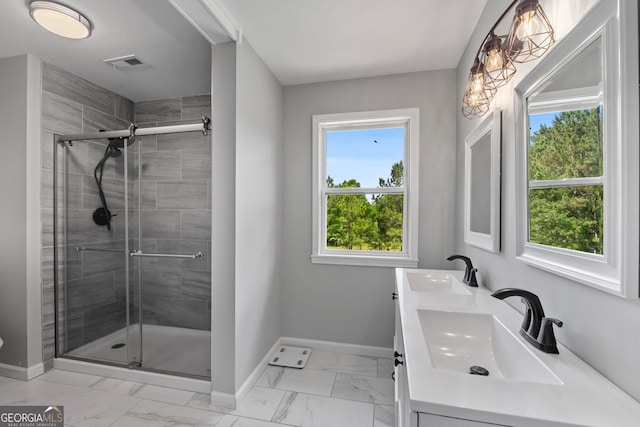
[108,136,135,149]
[98,129,135,149]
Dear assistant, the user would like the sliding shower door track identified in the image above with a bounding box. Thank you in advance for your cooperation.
[57,355,211,381]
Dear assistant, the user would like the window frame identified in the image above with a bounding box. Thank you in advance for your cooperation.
[527,86,604,215]
[311,109,420,267]
[514,1,639,298]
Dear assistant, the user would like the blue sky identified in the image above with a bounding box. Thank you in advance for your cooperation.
[530,106,603,138]
[326,127,404,188]
[529,112,557,136]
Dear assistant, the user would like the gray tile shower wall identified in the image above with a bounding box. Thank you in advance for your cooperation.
[40,62,135,361]
[133,96,212,332]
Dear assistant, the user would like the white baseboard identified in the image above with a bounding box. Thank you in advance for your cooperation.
[209,389,236,409]
[281,337,393,358]
[236,338,282,401]
[0,362,44,380]
[27,362,45,379]
[216,337,283,410]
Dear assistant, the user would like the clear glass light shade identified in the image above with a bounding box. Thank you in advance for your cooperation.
[462,62,496,119]
[505,0,554,63]
[481,34,516,89]
[485,49,504,72]
[29,1,92,39]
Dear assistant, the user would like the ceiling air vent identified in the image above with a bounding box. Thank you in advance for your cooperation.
[104,54,147,70]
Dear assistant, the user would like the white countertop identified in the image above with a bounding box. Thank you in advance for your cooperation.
[395,268,640,427]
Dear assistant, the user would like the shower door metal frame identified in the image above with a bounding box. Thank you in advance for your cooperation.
[52,118,210,372]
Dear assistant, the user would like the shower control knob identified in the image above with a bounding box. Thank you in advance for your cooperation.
[93,207,113,230]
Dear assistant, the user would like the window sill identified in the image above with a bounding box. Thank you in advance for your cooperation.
[516,247,623,297]
[311,254,418,268]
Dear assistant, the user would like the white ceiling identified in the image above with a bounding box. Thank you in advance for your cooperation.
[218,0,488,86]
[0,0,213,102]
[0,0,486,101]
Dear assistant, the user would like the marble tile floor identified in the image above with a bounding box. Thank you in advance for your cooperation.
[0,350,394,427]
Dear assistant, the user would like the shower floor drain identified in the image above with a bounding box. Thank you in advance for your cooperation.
[268,346,312,369]
[111,343,125,349]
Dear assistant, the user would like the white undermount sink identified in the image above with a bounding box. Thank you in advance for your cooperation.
[406,271,471,295]
[417,309,562,385]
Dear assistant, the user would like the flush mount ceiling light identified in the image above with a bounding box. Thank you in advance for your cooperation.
[462,0,554,119]
[29,1,92,39]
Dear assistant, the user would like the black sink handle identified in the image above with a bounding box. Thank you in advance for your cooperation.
[537,317,563,354]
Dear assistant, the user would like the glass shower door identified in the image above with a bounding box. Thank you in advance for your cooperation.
[56,136,136,367]
[55,121,212,380]
[132,133,212,379]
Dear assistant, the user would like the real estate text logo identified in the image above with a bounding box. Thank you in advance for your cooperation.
[0,405,64,427]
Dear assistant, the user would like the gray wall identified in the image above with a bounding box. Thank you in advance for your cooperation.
[282,70,457,348]
[210,40,285,393]
[454,0,640,401]
[234,41,284,387]
[0,54,41,372]
[0,55,29,367]
[0,54,42,371]
[211,42,237,394]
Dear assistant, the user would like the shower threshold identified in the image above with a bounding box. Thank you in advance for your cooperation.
[53,356,211,393]
[59,324,210,387]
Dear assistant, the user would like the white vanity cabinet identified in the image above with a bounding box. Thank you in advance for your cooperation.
[393,284,413,427]
[394,267,640,426]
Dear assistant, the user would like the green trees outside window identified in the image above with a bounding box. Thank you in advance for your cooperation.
[528,107,604,254]
[326,161,404,251]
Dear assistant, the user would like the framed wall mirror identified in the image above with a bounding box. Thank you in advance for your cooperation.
[464,108,501,253]
[513,0,639,298]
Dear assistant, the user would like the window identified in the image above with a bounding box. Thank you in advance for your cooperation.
[514,2,639,298]
[311,109,419,267]
[527,88,603,255]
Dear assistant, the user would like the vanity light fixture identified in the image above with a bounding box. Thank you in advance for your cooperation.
[462,58,496,119]
[29,1,92,40]
[462,0,554,119]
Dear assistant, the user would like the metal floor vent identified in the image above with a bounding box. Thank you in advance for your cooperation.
[268,346,312,369]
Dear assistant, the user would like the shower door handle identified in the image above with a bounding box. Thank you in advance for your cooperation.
[75,246,126,254]
[129,250,203,259]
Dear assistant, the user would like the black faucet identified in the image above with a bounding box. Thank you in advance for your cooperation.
[446,255,478,287]
[491,288,563,354]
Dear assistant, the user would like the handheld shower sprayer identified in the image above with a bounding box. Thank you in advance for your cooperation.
[92,130,135,230]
